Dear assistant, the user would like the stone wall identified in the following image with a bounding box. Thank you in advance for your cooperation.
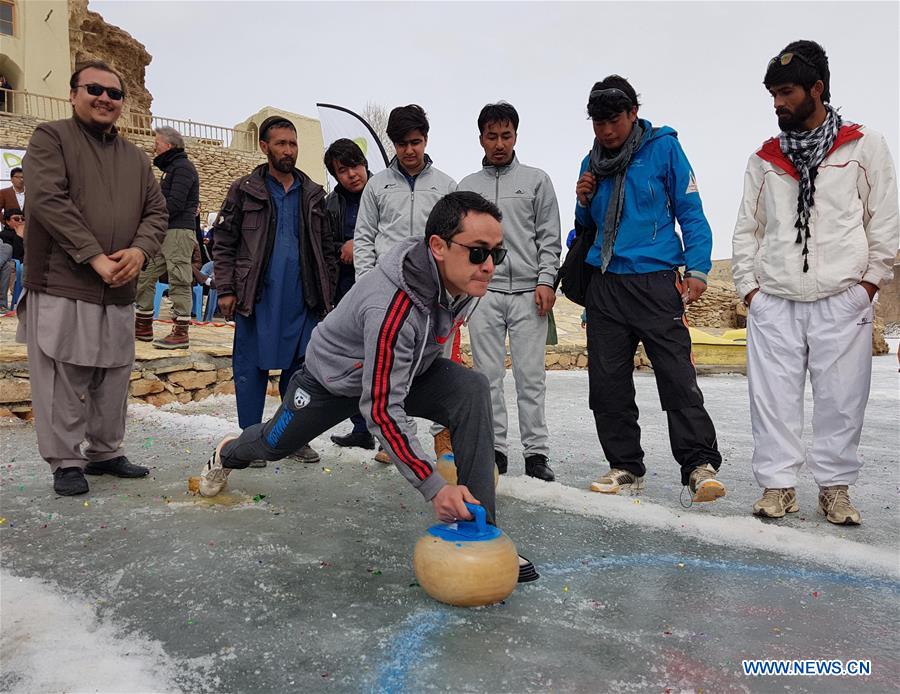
[68,0,154,113]
[0,113,264,219]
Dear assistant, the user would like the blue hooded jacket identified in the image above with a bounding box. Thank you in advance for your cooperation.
[574,119,712,278]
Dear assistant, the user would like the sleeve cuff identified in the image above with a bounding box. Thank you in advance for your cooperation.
[684,270,708,284]
[418,471,446,502]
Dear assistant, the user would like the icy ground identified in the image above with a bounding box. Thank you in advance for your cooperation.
[1,357,898,693]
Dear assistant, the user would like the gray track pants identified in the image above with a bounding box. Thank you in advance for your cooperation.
[220,358,498,522]
[467,290,549,458]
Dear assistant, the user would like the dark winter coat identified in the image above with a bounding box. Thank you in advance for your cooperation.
[154,148,200,230]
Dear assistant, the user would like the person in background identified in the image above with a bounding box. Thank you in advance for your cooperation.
[18,61,167,495]
[323,138,376,450]
[575,75,725,504]
[732,40,899,524]
[458,102,560,481]
[0,166,25,217]
[212,116,338,466]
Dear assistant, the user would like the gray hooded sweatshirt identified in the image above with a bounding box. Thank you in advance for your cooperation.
[305,237,476,501]
[458,155,561,292]
[353,156,457,279]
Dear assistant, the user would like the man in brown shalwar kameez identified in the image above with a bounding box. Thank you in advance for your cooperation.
[17,61,168,496]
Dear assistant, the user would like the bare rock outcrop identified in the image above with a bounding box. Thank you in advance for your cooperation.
[68,0,153,113]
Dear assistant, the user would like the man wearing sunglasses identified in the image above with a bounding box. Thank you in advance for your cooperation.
[459,102,561,482]
[18,61,168,496]
[733,40,899,524]
[574,75,725,504]
[197,192,539,582]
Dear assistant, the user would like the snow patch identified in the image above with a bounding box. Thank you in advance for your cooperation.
[0,569,182,693]
[498,477,900,579]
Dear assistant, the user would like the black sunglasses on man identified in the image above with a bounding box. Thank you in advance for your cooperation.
[447,240,507,265]
[75,83,125,101]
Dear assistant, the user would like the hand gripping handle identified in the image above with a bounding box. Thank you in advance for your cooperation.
[463,502,487,532]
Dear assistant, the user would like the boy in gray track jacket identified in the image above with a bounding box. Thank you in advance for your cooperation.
[353,105,457,279]
[458,103,561,481]
[198,192,538,582]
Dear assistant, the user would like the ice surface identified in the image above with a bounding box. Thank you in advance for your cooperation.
[1,357,897,692]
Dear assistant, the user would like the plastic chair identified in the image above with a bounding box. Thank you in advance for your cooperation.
[11,259,23,308]
[203,288,218,322]
[154,281,202,319]
[152,281,168,318]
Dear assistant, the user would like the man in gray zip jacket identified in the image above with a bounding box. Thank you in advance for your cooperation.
[354,104,457,278]
[198,192,538,582]
[459,103,561,481]
[353,104,458,460]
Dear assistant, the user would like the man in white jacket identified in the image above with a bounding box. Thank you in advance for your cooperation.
[732,40,899,524]
[459,102,560,481]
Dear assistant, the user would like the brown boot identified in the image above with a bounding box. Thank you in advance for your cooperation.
[135,311,154,342]
[153,317,190,350]
[434,428,453,458]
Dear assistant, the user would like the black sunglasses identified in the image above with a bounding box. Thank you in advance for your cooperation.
[77,83,125,101]
[448,240,507,265]
[767,52,816,71]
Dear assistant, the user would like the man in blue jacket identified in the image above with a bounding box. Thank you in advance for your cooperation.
[574,75,725,503]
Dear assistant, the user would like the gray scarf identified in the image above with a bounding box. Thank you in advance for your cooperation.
[588,121,645,271]
[779,104,842,272]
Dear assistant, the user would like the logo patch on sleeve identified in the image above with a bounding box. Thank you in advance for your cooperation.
[685,172,699,194]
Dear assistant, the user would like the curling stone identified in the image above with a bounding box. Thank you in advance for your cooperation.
[413,502,518,607]
[434,453,500,488]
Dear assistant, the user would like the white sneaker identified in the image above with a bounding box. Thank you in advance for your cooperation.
[200,436,237,497]
[590,468,644,494]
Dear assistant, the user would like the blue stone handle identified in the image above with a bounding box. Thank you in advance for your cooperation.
[464,502,487,533]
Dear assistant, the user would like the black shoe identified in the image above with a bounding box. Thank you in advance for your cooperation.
[525,454,555,482]
[494,450,508,475]
[53,467,89,496]
[518,555,540,583]
[84,456,149,478]
[330,431,376,450]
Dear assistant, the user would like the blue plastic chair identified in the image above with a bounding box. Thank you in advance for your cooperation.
[11,259,23,308]
[203,288,218,321]
[154,281,202,319]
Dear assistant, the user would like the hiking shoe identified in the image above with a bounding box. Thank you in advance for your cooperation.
[752,488,799,518]
[84,456,149,478]
[330,431,376,450]
[293,444,320,464]
[153,318,190,350]
[688,463,726,503]
[135,311,154,342]
[434,428,452,458]
[199,437,237,497]
[494,450,508,475]
[374,448,390,464]
[53,467,89,496]
[525,454,555,482]
[590,468,644,494]
[818,485,861,525]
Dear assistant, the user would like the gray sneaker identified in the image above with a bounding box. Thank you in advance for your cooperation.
[590,468,644,494]
[818,485,861,525]
[752,487,799,518]
[293,444,320,464]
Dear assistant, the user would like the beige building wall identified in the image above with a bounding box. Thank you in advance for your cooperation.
[233,107,326,186]
[0,0,71,99]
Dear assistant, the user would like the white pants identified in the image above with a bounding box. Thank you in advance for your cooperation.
[747,286,873,488]
[468,290,549,457]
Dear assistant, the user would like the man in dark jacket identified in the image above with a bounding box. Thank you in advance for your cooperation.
[212,116,338,465]
[18,61,167,496]
[199,191,539,583]
[323,138,375,450]
[135,126,200,348]
[0,208,25,310]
